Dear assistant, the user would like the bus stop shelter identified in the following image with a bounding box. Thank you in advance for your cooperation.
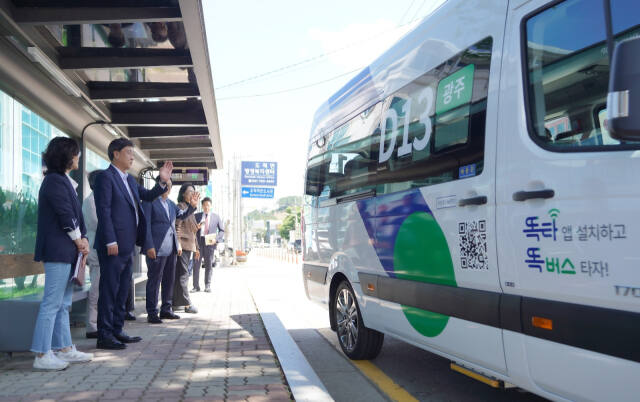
[0,0,223,351]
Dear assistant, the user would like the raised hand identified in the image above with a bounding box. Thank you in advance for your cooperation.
[158,161,173,184]
[190,191,200,208]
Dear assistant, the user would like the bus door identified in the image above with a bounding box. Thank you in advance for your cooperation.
[369,0,509,374]
[497,0,640,400]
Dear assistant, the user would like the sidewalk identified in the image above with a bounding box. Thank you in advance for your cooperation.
[0,267,292,402]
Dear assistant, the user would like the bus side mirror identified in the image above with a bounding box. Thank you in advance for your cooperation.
[607,36,640,140]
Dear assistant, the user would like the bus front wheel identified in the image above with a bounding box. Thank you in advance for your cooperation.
[334,281,384,360]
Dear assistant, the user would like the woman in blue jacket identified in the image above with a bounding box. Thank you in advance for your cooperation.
[31,137,94,370]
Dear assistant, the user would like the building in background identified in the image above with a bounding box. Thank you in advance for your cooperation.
[0,90,110,301]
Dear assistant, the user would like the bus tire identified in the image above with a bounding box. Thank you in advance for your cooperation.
[334,281,384,360]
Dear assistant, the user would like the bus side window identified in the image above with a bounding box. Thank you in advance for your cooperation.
[374,37,492,195]
[322,103,382,199]
[524,0,640,150]
[309,36,494,199]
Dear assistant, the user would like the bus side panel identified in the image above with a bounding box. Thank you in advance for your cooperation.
[303,197,388,326]
[378,301,508,374]
[363,0,510,376]
[326,200,386,327]
[498,1,640,400]
[302,193,328,304]
[524,335,640,402]
[504,329,640,402]
[310,0,512,376]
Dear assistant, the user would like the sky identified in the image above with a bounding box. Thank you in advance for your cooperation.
[202,0,445,210]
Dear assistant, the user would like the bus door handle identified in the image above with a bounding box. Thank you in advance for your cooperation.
[458,195,487,207]
[512,189,555,202]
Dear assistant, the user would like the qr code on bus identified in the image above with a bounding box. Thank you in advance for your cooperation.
[458,220,488,270]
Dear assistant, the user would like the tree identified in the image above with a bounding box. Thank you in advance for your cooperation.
[277,196,302,209]
[246,209,276,221]
[279,214,296,241]
[254,229,266,242]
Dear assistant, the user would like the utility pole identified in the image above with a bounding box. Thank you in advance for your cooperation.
[230,153,243,255]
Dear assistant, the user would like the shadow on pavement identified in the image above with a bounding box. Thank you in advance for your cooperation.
[0,297,293,401]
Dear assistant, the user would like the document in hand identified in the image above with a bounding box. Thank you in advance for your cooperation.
[70,252,86,286]
[204,233,217,246]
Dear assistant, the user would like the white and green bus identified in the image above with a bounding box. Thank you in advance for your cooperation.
[302,0,639,400]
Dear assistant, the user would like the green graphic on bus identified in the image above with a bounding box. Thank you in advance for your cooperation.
[394,211,457,337]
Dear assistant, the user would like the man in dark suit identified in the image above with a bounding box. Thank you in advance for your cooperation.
[142,178,199,324]
[192,197,224,293]
[94,138,173,350]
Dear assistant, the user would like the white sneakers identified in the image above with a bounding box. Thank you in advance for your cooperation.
[55,345,94,363]
[33,345,94,371]
[33,350,69,371]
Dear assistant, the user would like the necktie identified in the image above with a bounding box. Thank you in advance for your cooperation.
[123,176,139,226]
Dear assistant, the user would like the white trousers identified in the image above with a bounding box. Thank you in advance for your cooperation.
[86,251,100,332]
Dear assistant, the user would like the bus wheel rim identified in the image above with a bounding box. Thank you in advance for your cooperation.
[336,288,358,352]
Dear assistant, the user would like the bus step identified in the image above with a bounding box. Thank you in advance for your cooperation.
[450,362,504,388]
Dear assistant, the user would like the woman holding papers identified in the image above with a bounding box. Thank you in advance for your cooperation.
[31,137,93,371]
[173,183,200,314]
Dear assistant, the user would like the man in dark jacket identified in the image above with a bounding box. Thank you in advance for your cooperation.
[94,138,172,350]
[142,178,199,323]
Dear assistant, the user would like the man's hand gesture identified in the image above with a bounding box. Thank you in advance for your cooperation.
[190,191,200,208]
[158,161,173,184]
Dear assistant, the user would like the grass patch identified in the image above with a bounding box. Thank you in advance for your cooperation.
[0,285,43,300]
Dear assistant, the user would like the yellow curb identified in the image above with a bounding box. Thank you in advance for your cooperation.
[352,360,419,402]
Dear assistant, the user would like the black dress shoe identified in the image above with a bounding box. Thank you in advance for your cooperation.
[190,288,200,293]
[159,311,181,320]
[114,333,142,343]
[97,338,127,350]
[204,287,211,293]
[147,315,163,324]
[86,331,98,339]
[124,312,136,321]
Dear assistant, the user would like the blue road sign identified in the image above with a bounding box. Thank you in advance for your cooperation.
[241,161,277,186]
[241,187,274,199]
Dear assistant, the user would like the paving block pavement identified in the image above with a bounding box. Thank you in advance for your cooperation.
[0,268,293,402]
